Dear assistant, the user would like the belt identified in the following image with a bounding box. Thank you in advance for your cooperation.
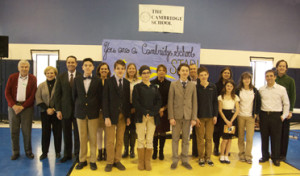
[261,111,282,115]
[16,101,25,105]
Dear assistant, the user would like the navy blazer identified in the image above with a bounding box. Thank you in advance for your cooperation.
[72,75,102,119]
[54,71,82,119]
[102,75,130,125]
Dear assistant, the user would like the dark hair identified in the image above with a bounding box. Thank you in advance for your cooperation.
[96,62,111,78]
[197,66,209,75]
[265,69,276,76]
[220,79,236,100]
[126,63,138,80]
[114,60,126,69]
[139,65,151,75]
[276,60,288,69]
[82,58,94,65]
[218,67,233,83]
[177,63,190,76]
[66,55,77,62]
[157,64,167,73]
[237,72,254,90]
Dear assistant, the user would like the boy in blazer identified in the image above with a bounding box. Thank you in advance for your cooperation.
[54,56,82,163]
[103,60,131,172]
[168,63,197,170]
[73,58,102,170]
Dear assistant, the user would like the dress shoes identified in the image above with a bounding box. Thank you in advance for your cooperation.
[26,153,34,159]
[259,158,269,163]
[273,160,280,166]
[105,164,113,172]
[60,156,72,163]
[182,162,192,170]
[39,153,47,160]
[75,161,87,170]
[56,153,61,159]
[90,162,97,170]
[11,154,20,160]
[113,162,126,170]
[170,162,178,170]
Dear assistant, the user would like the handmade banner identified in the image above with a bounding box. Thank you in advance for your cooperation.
[102,39,200,80]
[139,4,184,33]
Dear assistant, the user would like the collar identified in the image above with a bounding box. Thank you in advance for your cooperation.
[68,70,76,77]
[115,75,123,81]
[180,79,188,84]
[83,74,92,80]
[19,74,28,79]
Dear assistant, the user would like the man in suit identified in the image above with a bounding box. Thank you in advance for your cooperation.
[103,60,131,172]
[73,58,102,170]
[168,63,197,170]
[5,60,37,160]
[54,55,81,163]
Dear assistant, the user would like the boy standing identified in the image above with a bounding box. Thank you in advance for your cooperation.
[73,58,102,170]
[103,60,131,172]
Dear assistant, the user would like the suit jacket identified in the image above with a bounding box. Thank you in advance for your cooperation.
[72,75,102,119]
[168,80,197,120]
[54,71,82,119]
[35,80,57,112]
[103,75,130,125]
[5,72,37,108]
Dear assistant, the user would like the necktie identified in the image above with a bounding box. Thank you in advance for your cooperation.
[119,78,123,90]
[182,82,186,89]
[70,73,74,88]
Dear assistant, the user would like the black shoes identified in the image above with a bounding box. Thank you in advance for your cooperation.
[122,149,129,158]
[273,160,280,167]
[259,157,269,163]
[90,162,97,170]
[113,162,126,170]
[97,149,103,161]
[75,161,87,170]
[11,154,20,160]
[105,164,113,172]
[26,152,34,159]
[60,156,72,163]
[39,153,47,160]
[56,153,61,159]
[130,149,135,158]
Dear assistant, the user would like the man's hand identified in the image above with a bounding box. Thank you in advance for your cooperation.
[105,118,112,127]
[191,120,196,127]
[47,108,55,115]
[56,111,62,120]
[170,119,176,126]
[127,118,131,126]
[287,112,292,119]
[196,119,201,127]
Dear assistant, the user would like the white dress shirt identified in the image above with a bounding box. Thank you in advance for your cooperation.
[16,75,29,102]
[83,74,92,93]
[115,75,123,87]
[259,83,290,119]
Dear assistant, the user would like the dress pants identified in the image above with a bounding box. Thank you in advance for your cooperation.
[259,111,282,160]
[106,113,126,164]
[62,116,80,157]
[41,111,62,154]
[172,119,191,163]
[280,119,290,158]
[8,107,33,155]
[237,115,255,160]
[77,117,99,163]
[136,115,156,149]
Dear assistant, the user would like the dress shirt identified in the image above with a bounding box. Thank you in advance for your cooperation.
[115,75,123,87]
[68,70,76,82]
[16,75,29,101]
[180,80,188,88]
[259,83,290,119]
[190,77,197,85]
[83,74,92,93]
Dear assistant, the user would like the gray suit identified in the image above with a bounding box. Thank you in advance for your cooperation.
[168,80,197,163]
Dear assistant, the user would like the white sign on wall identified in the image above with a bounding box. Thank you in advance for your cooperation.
[139,4,185,33]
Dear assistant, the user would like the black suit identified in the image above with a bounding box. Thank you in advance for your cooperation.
[103,75,130,124]
[54,71,82,157]
[72,75,102,119]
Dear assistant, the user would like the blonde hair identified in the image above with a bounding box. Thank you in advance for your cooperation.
[44,66,58,76]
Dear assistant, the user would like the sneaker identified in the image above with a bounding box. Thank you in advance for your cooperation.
[206,159,214,166]
[198,159,205,167]
[246,159,252,164]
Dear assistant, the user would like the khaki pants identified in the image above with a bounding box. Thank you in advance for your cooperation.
[238,115,255,160]
[77,117,99,163]
[195,118,214,160]
[105,113,126,164]
[136,115,156,149]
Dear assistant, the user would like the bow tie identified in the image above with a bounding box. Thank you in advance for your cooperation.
[83,76,92,80]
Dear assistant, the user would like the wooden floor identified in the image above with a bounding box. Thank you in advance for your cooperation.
[71,132,300,176]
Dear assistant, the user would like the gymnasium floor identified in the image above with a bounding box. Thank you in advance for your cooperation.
[0,122,299,176]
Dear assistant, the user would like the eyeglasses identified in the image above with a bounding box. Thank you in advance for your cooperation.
[142,72,150,75]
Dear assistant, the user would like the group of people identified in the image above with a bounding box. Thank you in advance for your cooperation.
[4,57,296,172]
